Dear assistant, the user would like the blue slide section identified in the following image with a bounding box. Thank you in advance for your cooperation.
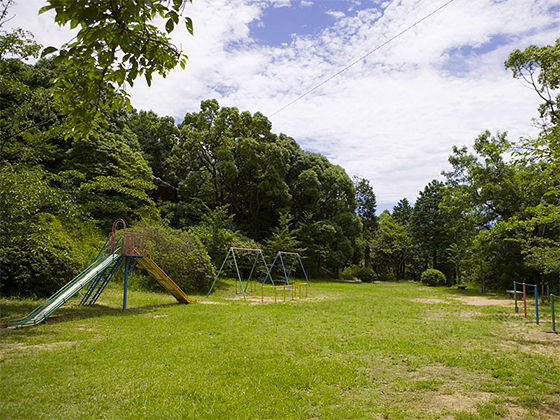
[8,252,122,328]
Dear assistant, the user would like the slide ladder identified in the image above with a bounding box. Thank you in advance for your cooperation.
[80,256,123,305]
[136,256,194,304]
[8,252,122,328]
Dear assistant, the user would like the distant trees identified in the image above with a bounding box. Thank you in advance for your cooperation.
[161,99,362,277]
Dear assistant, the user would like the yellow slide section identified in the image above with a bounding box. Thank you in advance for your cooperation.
[136,256,195,304]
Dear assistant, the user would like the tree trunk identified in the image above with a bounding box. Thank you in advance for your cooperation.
[364,243,371,268]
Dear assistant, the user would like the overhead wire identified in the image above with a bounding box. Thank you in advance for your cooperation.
[269,0,456,117]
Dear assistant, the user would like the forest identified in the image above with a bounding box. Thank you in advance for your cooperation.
[1,1,560,298]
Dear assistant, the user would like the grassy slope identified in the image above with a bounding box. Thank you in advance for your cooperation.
[1,280,559,420]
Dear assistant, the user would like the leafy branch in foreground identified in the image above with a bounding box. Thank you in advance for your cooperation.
[40,0,193,137]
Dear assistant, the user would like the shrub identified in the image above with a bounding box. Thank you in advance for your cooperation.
[342,264,360,280]
[357,267,376,283]
[142,224,216,293]
[0,215,84,297]
[420,269,447,287]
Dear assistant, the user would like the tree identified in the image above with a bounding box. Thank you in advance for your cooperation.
[392,198,413,225]
[0,28,53,165]
[370,211,414,280]
[128,109,178,179]
[501,39,560,290]
[354,176,377,267]
[442,131,550,288]
[264,213,303,258]
[411,180,453,280]
[505,39,560,127]
[39,0,193,137]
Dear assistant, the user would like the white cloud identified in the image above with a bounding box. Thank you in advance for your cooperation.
[4,0,560,212]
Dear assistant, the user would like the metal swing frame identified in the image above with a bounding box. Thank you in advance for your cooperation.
[262,251,310,291]
[207,247,270,301]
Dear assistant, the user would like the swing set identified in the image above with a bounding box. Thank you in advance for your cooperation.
[207,250,310,302]
[207,247,270,301]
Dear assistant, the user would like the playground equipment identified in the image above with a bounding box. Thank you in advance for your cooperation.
[512,281,539,325]
[261,282,308,304]
[263,252,310,290]
[8,220,193,328]
[551,294,559,333]
[207,247,270,302]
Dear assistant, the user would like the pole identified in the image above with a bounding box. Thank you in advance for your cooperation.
[123,257,129,311]
[551,294,556,333]
[231,250,246,301]
[514,281,518,313]
[207,249,231,297]
[523,283,527,318]
[534,284,539,325]
[298,254,310,287]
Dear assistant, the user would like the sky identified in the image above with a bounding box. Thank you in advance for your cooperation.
[4,0,560,213]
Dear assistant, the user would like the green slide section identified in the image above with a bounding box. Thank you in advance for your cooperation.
[8,252,122,328]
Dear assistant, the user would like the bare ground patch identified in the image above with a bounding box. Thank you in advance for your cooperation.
[501,322,560,357]
[452,296,513,307]
[410,298,450,305]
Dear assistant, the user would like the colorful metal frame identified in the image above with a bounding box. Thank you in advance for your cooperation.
[262,251,310,290]
[207,247,270,301]
[513,281,539,325]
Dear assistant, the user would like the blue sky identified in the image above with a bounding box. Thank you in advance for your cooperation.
[5,0,560,213]
[250,0,383,46]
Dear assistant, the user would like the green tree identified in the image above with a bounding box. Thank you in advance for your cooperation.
[171,100,290,237]
[443,131,547,289]
[392,198,413,225]
[370,211,415,280]
[128,109,178,179]
[411,180,454,281]
[505,39,560,126]
[354,176,377,267]
[500,39,560,290]
[264,213,303,257]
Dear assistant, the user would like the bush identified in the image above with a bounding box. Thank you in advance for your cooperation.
[342,264,360,280]
[420,269,447,287]
[141,224,216,293]
[0,215,85,297]
[357,267,376,283]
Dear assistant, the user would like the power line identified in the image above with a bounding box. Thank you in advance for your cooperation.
[269,0,456,118]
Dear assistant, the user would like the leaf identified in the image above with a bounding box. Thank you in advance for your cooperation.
[38,5,55,14]
[166,18,175,34]
[40,46,58,58]
[185,17,194,35]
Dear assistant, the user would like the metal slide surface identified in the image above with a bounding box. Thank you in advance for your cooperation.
[136,256,194,304]
[8,252,122,328]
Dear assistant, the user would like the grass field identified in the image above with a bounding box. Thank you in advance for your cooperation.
[1,279,559,419]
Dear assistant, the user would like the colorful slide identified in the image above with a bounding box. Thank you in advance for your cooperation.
[7,252,122,328]
[136,256,195,304]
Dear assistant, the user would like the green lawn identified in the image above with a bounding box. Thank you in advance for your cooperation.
[1,280,559,419]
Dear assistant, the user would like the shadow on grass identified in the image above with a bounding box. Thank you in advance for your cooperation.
[0,301,42,325]
[0,301,182,330]
[442,286,504,299]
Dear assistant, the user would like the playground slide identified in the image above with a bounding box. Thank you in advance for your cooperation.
[8,252,122,328]
[136,256,194,304]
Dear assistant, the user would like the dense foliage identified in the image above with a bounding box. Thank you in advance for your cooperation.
[2,6,560,298]
[0,18,363,296]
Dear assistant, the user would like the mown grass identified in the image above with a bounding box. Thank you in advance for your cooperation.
[1,280,559,419]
